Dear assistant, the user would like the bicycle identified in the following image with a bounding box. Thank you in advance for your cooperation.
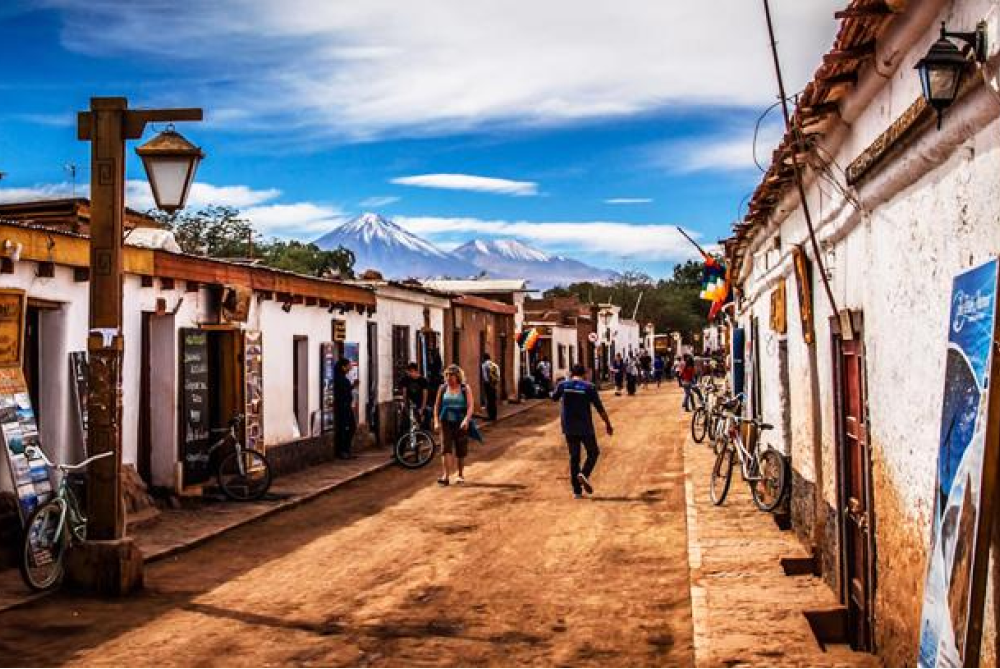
[710,413,788,512]
[691,380,721,443]
[393,399,437,469]
[208,414,272,501]
[20,446,113,591]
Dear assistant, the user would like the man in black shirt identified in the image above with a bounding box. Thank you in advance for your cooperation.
[551,364,614,499]
[334,358,358,459]
[399,362,430,429]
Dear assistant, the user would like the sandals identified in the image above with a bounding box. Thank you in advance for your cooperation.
[437,477,450,486]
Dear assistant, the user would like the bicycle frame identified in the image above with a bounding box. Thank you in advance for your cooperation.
[724,419,763,483]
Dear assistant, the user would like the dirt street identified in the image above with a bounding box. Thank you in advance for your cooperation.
[0,386,693,667]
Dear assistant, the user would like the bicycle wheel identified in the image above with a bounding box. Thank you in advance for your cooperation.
[710,445,735,506]
[218,448,272,501]
[395,430,437,469]
[751,449,788,512]
[20,500,67,592]
[691,407,708,443]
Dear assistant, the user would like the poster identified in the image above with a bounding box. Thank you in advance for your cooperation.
[918,258,1000,667]
[0,367,54,524]
[244,331,264,452]
[0,289,25,366]
[180,329,211,484]
[320,342,336,433]
[69,351,89,456]
[344,342,360,413]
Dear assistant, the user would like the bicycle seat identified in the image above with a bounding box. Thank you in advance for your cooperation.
[758,422,774,431]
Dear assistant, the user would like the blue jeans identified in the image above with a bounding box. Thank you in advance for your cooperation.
[682,382,702,411]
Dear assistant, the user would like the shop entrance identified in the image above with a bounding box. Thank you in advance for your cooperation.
[179,327,244,487]
[832,313,875,652]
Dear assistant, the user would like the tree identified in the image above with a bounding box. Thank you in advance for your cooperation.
[149,205,355,278]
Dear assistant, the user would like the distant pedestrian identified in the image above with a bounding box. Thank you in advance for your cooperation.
[673,356,684,386]
[433,364,475,486]
[551,364,614,499]
[399,362,430,430]
[626,355,639,396]
[680,354,703,412]
[481,353,500,421]
[537,356,552,393]
[639,349,653,389]
[612,353,625,396]
[334,358,358,459]
[653,355,665,387]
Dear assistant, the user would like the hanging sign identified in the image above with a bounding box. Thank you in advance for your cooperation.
[792,246,815,345]
[69,351,89,457]
[0,289,26,367]
[770,280,787,334]
[918,258,1000,668]
[332,319,347,343]
[320,342,336,433]
[243,331,264,453]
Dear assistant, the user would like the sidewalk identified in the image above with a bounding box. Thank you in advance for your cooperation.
[683,432,879,667]
[0,399,544,613]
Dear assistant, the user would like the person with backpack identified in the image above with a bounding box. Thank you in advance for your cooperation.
[611,353,625,396]
[433,364,476,486]
[481,353,500,421]
[551,364,614,499]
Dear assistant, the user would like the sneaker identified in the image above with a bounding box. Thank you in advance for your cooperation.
[577,473,594,495]
[437,477,450,486]
[573,493,583,499]
[455,475,465,485]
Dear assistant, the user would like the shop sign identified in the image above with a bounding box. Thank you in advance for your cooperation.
[770,280,787,334]
[244,331,264,452]
[179,329,211,484]
[320,342,336,433]
[792,246,815,344]
[0,289,26,367]
[332,319,347,342]
[919,258,1000,668]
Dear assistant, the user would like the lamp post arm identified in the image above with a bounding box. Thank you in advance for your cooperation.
[79,107,204,141]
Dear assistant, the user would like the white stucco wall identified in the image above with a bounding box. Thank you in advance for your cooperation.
[370,288,447,404]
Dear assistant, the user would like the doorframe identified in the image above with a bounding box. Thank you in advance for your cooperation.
[830,310,877,652]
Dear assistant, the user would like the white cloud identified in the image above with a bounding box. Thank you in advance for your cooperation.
[243,202,348,239]
[391,174,538,196]
[125,180,282,211]
[604,198,652,205]
[40,0,844,139]
[0,182,78,203]
[359,195,400,208]
[656,121,786,174]
[395,215,704,262]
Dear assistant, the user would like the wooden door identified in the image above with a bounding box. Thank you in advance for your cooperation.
[834,325,874,651]
[138,312,152,485]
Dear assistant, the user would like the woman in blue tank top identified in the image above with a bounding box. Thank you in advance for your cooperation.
[433,364,475,486]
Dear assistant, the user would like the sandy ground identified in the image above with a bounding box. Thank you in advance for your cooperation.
[0,386,694,667]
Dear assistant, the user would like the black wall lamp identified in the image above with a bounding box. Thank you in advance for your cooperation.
[915,20,989,128]
[282,300,293,313]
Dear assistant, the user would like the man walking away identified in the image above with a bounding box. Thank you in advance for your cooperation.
[481,353,500,421]
[551,364,614,499]
[653,355,665,387]
[640,349,653,389]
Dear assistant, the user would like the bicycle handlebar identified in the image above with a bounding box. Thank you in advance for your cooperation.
[25,446,113,471]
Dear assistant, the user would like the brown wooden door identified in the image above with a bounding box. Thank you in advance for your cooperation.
[835,332,874,651]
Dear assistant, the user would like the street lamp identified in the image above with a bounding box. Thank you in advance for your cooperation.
[74,97,202,595]
[135,126,204,213]
[915,20,988,129]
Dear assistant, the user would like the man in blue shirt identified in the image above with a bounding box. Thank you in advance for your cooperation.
[551,364,614,498]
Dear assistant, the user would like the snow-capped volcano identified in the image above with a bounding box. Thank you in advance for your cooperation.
[453,238,618,288]
[314,215,617,288]
[314,213,478,279]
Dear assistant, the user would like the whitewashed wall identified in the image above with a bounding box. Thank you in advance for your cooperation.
[371,289,446,404]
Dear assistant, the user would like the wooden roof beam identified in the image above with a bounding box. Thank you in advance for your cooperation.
[823,40,876,64]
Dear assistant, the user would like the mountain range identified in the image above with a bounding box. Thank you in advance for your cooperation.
[314,213,617,289]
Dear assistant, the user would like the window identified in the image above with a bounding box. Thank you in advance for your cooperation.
[558,344,566,370]
[293,336,309,437]
[569,345,575,367]
[392,325,410,393]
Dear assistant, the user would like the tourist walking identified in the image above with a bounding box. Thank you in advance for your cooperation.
[433,364,475,486]
[625,355,639,396]
[481,353,500,421]
[653,355,665,387]
[639,349,653,389]
[680,354,702,412]
[551,364,614,499]
[334,358,358,459]
[673,356,684,386]
[612,353,625,396]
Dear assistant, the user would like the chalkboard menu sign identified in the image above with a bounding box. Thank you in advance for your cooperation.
[320,342,336,433]
[180,329,211,484]
[0,367,54,525]
[69,351,89,457]
[244,331,264,452]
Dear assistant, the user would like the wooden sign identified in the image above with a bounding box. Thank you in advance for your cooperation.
[918,259,1000,667]
[221,285,252,324]
[179,329,211,484]
[332,319,347,342]
[770,280,787,334]
[792,246,815,345]
[0,289,26,367]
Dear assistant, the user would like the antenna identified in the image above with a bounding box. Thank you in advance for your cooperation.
[64,163,77,197]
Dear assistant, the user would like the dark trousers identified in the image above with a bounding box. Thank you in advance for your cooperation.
[484,382,498,421]
[682,382,703,411]
[335,414,356,455]
[566,434,600,494]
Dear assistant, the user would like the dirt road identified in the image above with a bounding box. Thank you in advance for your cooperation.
[0,386,693,667]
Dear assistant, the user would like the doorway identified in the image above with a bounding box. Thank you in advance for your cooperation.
[366,322,379,443]
[832,313,875,651]
[292,335,309,437]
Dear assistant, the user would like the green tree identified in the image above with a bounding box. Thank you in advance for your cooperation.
[260,240,355,278]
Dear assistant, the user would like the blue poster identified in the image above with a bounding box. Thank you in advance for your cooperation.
[919,258,999,668]
[731,327,745,398]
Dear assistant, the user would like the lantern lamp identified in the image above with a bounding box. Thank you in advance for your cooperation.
[135,125,204,212]
[915,21,988,129]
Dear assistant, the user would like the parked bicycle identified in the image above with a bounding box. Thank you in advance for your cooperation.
[691,379,723,443]
[393,399,437,469]
[208,413,272,501]
[710,413,787,512]
[20,447,113,591]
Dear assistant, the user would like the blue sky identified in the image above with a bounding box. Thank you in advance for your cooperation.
[0,1,842,278]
